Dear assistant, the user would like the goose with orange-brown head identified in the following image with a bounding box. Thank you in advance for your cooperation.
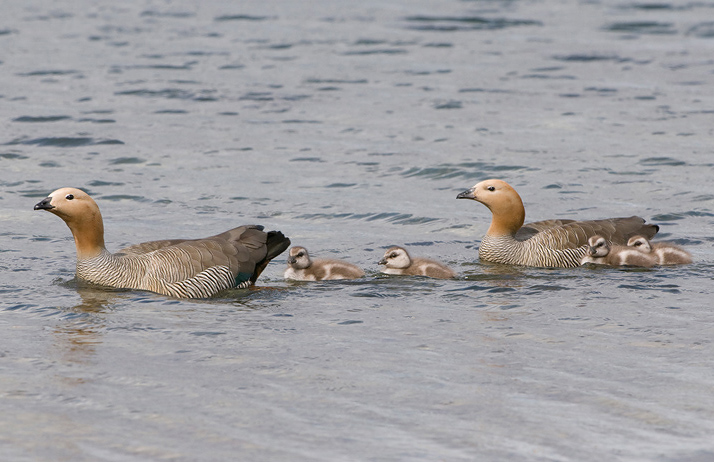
[457,179,659,268]
[34,188,106,260]
[34,187,289,298]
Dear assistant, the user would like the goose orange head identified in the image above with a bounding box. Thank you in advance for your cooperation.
[35,187,106,258]
[457,179,526,235]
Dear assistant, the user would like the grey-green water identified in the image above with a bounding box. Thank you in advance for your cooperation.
[2,1,714,460]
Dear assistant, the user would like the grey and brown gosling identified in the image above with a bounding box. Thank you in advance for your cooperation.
[378,246,456,279]
[456,179,659,268]
[627,235,693,265]
[581,235,657,267]
[34,187,290,298]
[284,246,364,281]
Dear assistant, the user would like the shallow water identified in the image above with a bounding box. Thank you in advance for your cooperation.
[2,0,714,460]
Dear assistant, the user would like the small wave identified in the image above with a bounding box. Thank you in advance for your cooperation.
[140,10,195,18]
[98,195,150,202]
[617,283,681,294]
[4,137,124,147]
[434,100,462,109]
[342,49,408,56]
[219,64,246,70]
[404,15,542,32]
[639,157,687,167]
[0,152,28,160]
[401,162,532,180]
[603,21,677,35]
[652,211,714,221]
[17,69,79,76]
[290,157,325,163]
[109,157,145,165]
[88,180,125,187]
[214,15,273,21]
[115,88,217,101]
[326,183,357,188]
[295,211,440,225]
[687,22,714,38]
[77,118,116,123]
[13,115,71,123]
[239,92,273,101]
[304,78,368,84]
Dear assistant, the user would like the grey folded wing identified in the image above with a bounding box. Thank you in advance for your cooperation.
[521,216,658,249]
[144,225,269,284]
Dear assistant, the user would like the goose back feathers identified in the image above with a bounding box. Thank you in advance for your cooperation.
[457,179,659,268]
[34,187,290,298]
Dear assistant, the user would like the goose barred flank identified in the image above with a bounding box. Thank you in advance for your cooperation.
[35,187,290,299]
[479,235,589,268]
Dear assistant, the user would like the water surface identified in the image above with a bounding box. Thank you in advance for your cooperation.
[1,0,714,460]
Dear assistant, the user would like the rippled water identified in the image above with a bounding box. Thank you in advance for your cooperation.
[2,1,714,460]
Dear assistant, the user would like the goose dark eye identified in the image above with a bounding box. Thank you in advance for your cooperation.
[65,194,74,200]
[487,186,495,192]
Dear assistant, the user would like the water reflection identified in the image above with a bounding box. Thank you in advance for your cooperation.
[51,287,117,375]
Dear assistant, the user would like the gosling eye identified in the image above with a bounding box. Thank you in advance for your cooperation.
[390,253,398,258]
[487,186,495,192]
[297,252,304,258]
[65,194,75,200]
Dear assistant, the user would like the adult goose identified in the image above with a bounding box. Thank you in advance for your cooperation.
[34,187,290,298]
[456,179,659,268]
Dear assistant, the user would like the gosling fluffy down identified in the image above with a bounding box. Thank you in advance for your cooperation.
[627,235,693,265]
[581,235,657,268]
[284,246,364,281]
[379,246,456,279]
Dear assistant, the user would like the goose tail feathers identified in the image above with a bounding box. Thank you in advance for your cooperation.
[251,230,291,284]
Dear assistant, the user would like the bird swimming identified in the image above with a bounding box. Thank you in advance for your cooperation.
[284,246,364,281]
[378,246,456,279]
[627,235,693,265]
[456,179,659,268]
[34,187,290,298]
[581,235,657,267]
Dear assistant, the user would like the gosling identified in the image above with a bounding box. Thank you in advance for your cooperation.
[284,246,364,281]
[379,246,456,279]
[581,235,657,268]
[627,235,693,265]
